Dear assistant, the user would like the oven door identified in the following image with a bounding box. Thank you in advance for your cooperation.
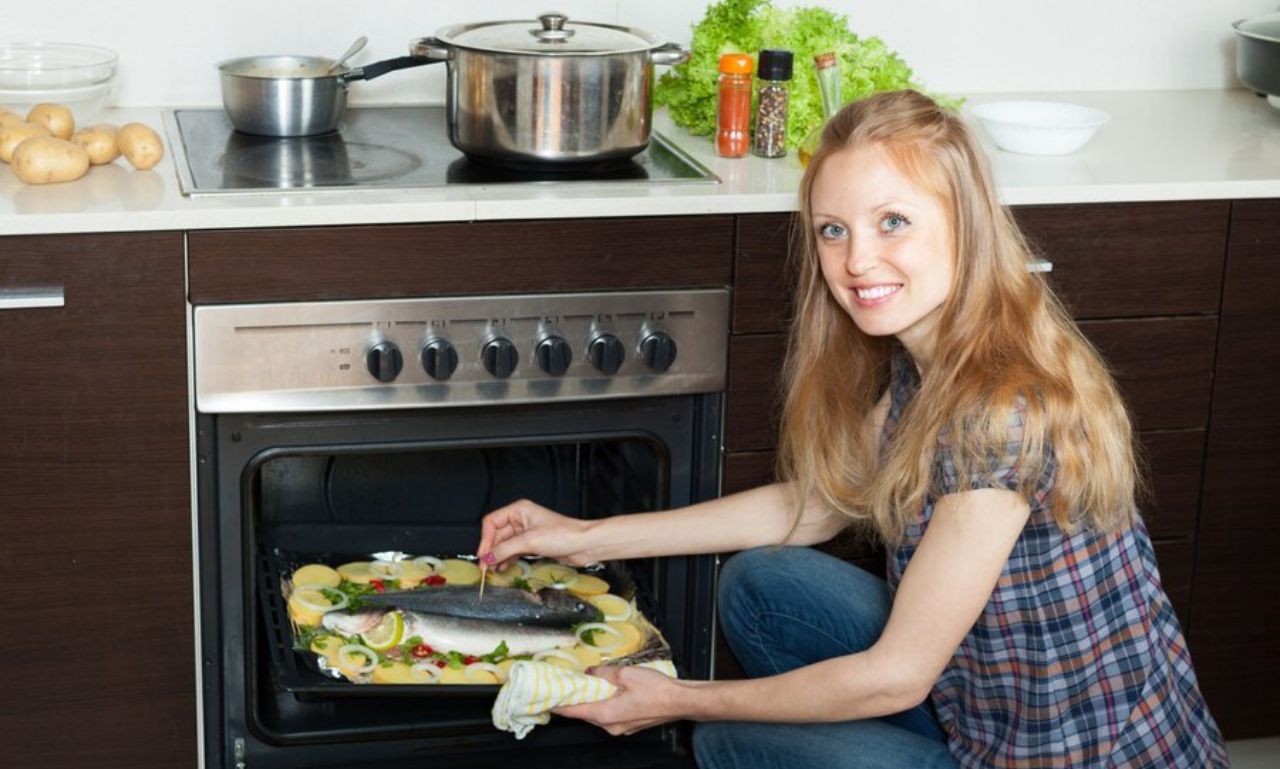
[197,395,719,769]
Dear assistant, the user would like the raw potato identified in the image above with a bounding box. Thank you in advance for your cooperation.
[0,109,23,127]
[0,122,51,163]
[371,661,418,685]
[26,103,75,140]
[12,136,90,184]
[336,561,375,584]
[566,573,610,597]
[117,122,164,170]
[437,558,481,586]
[291,563,341,589]
[71,125,120,165]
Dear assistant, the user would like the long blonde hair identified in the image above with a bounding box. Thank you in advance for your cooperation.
[778,90,1139,543]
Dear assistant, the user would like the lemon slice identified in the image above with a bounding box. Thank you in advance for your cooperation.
[567,574,610,597]
[336,561,375,584]
[589,593,633,622]
[361,612,404,652]
[291,563,341,589]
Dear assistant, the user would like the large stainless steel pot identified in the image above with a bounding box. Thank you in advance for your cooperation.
[218,54,435,137]
[411,12,688,164]
[1233,13,1280,108]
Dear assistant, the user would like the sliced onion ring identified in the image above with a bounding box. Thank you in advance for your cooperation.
[409,661,443,682]
[369,561,404,579]
[411,555,444,572]
[575,622,624,653]
[337,644,378,674]
[292,585,350,613]
[464,661,506,683]
[533,649,584,671]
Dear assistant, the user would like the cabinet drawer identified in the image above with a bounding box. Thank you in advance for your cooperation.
[733,214,795,334]
[188,217,735,303]
[1015,201,1228,319]
[1079,317,1217,430]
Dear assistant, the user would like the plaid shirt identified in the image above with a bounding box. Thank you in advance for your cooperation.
[883,348,1227,768]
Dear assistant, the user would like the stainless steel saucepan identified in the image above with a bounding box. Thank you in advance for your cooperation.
[411,11,689,165]
[218,53,437,137]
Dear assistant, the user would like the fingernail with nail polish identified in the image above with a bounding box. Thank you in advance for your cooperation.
[482,552,496,565]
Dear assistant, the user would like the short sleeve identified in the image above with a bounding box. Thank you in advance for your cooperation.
[933,403,1028,496]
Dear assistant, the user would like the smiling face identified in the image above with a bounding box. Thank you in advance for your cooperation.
[810,144,955,365]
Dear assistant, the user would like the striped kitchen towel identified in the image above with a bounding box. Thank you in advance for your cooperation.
[491,659,678,739]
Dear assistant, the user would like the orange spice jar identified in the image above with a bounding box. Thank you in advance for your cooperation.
[716,53,754,158]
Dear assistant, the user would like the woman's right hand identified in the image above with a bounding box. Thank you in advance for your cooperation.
[477,498,597,570]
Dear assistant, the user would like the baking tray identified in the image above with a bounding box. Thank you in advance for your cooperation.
[255,546,653,698]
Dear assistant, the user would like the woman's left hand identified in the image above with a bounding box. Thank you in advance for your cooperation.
[553,665,694,736]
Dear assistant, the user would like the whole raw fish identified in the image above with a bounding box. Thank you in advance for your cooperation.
[321,609,577,657]
[357,586,600,627]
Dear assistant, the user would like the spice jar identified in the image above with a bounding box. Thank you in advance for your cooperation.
[799,51,842,167]
[752,48,793,158]
[716,53,754,158]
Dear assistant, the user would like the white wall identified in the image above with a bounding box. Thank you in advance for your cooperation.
[8,0,1274,107]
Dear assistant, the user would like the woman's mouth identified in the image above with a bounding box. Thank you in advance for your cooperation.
[853,284,902,307]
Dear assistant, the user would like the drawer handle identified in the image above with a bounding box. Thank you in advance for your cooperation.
[0,287,65,310]
[1026,259,1054,273]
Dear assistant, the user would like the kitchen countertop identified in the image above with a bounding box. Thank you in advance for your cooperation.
[1,89,1279,237]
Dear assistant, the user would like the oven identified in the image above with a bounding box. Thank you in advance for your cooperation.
[193,289,729,769]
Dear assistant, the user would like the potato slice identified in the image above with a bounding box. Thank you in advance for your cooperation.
[309,634,344,664]
[572,643,603,669]
[12,136,90,185]
[336,561,375,584]
[437,558,481,586]
[0,122,52,163]
[372,661,418,685]
[291,563,341,589]
[567,574,610,597]
[436,665,470,685]
[287,588,333,626]
[604,621,645,657]
[117,122,164,170]
[530,562,579,588]
[26,103,75,140]
[396,559,433,588]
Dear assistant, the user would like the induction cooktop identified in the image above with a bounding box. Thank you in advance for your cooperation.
[165,106,719,197]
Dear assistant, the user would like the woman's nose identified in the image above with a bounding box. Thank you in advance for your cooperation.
[845,244,878,275]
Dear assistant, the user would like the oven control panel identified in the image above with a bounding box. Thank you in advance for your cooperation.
[194,289,731,413]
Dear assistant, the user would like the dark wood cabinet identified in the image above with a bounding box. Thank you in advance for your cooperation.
[1190,199,1280,739]
[0,234,194,769]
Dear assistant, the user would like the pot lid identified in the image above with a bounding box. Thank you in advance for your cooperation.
[1234,13,1280,43]
[435,12,662,55]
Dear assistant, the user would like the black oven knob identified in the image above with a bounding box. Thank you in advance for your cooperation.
[640,332,678,372]
[482,337,519,379]
[535,335,572,376]
[365,341,404,383]
[587,333,625,375]
[421,339,458,381]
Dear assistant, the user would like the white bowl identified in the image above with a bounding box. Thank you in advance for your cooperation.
[0,43,118,123]
[968,100,1110,156]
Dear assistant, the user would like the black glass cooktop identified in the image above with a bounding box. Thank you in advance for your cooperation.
[166,107,717,196]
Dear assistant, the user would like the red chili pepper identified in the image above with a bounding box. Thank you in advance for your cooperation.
[410,644,433,659]
[424,575,447,586]
[434,659,447,668]
[370,579,385,592]
[464,655,478,665]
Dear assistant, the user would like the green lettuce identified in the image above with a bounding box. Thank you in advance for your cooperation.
[654,0,959,150]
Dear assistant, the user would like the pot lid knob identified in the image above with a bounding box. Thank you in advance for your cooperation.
[532,11,575,42]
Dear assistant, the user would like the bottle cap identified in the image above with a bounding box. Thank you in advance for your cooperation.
[757,49,794,81]
[719,53,754,75]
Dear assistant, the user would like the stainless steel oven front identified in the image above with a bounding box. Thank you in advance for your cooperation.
[193,289,729,769]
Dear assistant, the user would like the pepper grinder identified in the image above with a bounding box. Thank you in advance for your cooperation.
[752,48,794,158]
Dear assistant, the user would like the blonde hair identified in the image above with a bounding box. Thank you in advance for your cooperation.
[779,90,1140,543]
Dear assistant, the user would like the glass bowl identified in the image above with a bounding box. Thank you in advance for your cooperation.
[0,43,118,123]
[968,100,1110,156]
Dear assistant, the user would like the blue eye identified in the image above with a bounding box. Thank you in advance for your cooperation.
[880,212,910,232]
[817,222,846,239]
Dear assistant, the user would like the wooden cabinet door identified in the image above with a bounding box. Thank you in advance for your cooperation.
[1191,200,1280,739]
[0,233,194,768]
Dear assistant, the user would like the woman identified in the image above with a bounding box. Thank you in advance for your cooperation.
[477,90,1227,768]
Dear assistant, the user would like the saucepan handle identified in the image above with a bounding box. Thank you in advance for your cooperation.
[650,42,690,67]
[342,55,437,84]
[410,37,452,62]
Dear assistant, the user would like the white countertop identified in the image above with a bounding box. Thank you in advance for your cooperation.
[2,89,1278,237]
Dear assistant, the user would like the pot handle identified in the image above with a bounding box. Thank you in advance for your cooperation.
[343,55,437,84]
[410,37,452,62]
[650,43,690,67]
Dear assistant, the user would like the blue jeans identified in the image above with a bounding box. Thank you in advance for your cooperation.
[693,547,957,769]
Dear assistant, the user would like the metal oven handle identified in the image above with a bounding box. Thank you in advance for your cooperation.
[0,287,65,310]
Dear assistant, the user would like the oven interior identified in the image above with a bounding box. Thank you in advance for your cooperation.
[200,397,718,768]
